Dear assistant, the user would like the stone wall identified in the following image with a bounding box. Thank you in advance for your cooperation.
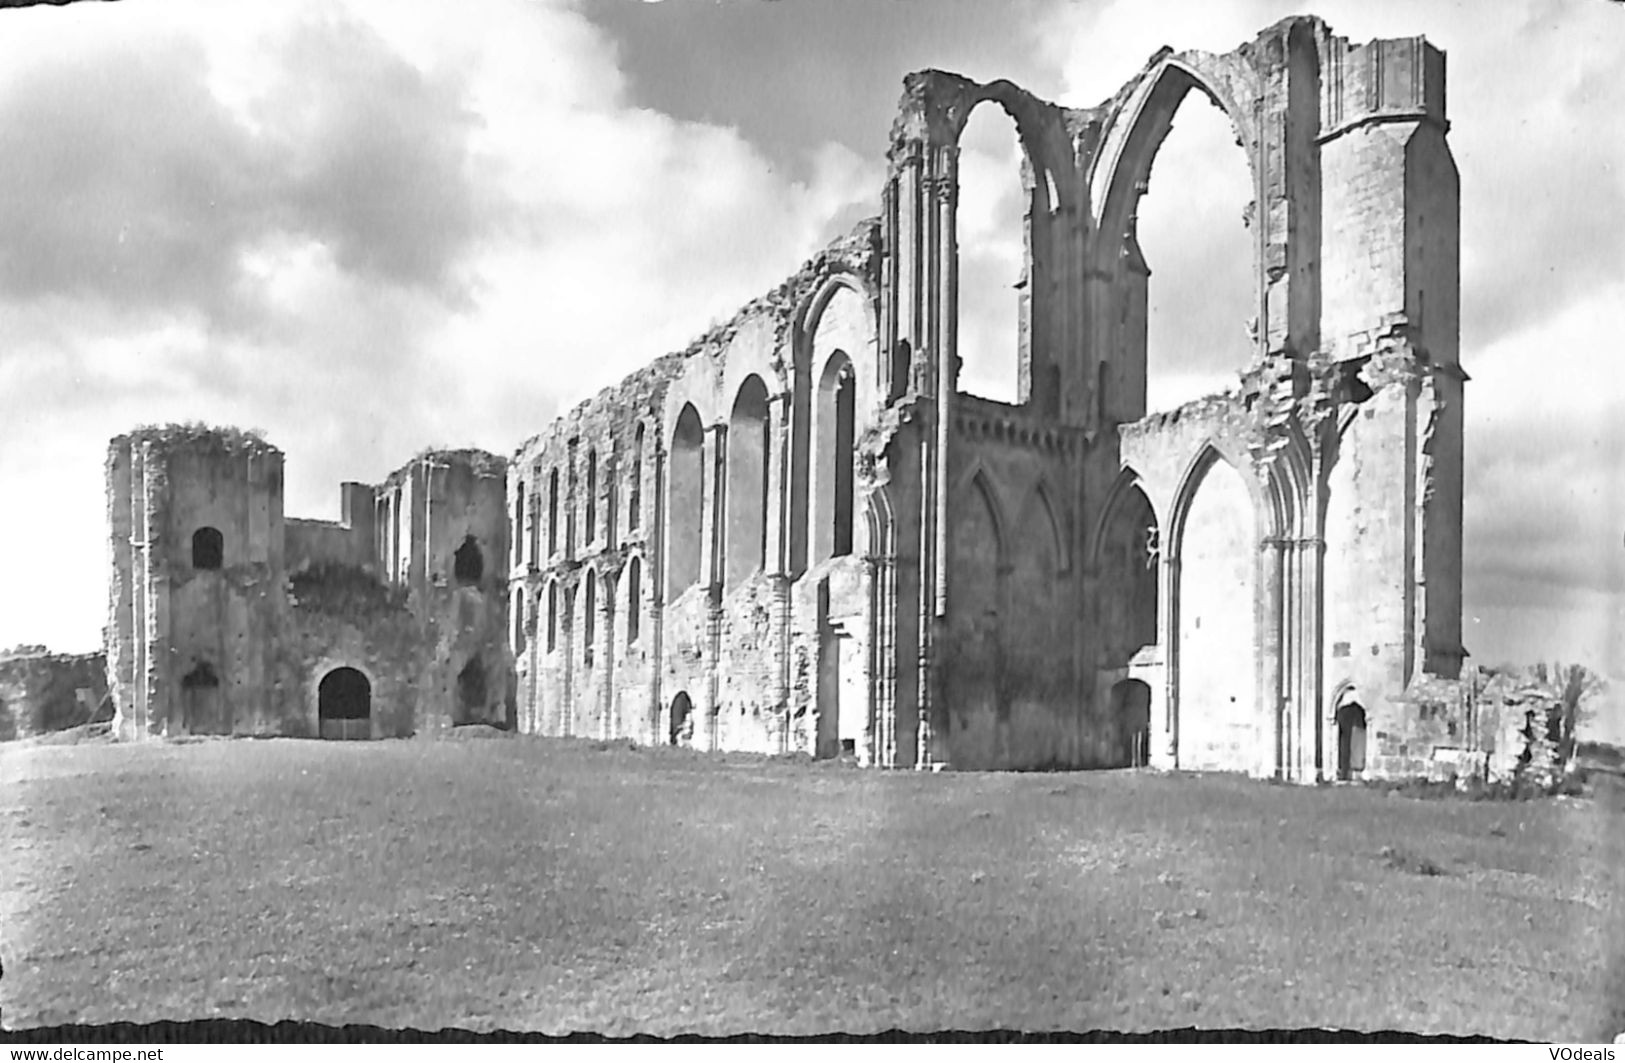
[105,427,508,741]
[0,648,108,741]
[509,219,889,762]
[97,15,1466,781]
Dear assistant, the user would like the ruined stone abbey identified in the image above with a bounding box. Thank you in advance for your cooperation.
[105,15,1467,784]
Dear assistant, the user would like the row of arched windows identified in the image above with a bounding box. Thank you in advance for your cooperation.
[512,555,645,665]
[514,423,648,570]
[666,357,857,600]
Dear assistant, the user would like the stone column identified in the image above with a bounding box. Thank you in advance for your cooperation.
[1257,536,1286,780]
[1158,552,1181,767]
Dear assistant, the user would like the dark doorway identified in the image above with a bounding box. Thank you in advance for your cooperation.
[1336,700,1367,781]
[1110,679,1152,767]
[181,661,229,736]
[192,527,223,570]
[458,657,487,724]
[454,535,484,585]
[669,691,693,746]
[318,666,371,740]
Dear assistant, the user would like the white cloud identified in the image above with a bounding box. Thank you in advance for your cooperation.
[0,0,878,652]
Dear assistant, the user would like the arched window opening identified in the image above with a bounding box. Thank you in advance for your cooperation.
[453,535,483,585]
[457,657,486,724]
[630,422,644,531]
[585,449,598,545]
[607,444,619,547]
[813,354,856,564]
[566,455,578,557]
[725,375,770,590]
[547,468,560,557]
[317,666,370,741]
[888,340,911,403]
[513,482,525,565]
[546,581,558,652]
[192,527,223,570]
[528,467,542,564]
[1099,481,1159,668]
[669,691,694,746]
[667,404,704,598]
[1137,93,1255,414]
[955,103,1027,405]
[627,556,642,644]
[512,589,525,653]
[583,570,597,669]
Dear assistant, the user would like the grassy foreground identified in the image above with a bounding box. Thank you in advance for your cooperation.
[1,733,1621,1039]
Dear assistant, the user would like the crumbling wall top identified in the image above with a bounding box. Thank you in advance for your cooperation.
[112,422,282,460]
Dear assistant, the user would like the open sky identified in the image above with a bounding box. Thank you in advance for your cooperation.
[0,0,1619,735]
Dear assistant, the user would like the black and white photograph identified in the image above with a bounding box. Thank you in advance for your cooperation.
[0,0,1621,1044]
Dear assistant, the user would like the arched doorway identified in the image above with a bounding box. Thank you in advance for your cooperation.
[457,657,486,725]
[669,691,693,747]
[1335,698,1367,781]
[318,667,371,741]
[181,661,228,736]
[1110,679,1152,768]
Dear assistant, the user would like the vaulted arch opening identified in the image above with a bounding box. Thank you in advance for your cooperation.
[1174,452,1257,772]
[955,103,1030,406]
[1132,85,1256,415]
[667,404,705,598]
[943,472,1006,752]
[725,375,770,590]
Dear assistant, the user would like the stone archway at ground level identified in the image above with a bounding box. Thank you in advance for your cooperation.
[1110,679,1152,767]
[1335,696,1367,781]
[319,667,371,741]
[182,661,229,736]
[669,691,694,746]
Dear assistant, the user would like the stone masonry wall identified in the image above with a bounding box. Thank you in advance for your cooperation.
[0,649,108,741]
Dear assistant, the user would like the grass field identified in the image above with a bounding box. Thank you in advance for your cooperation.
[2,732,1622,1040]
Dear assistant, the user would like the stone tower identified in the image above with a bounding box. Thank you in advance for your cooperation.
[105,426,287,740]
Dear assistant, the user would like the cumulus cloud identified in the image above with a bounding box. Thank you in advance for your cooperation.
[0,0,878,652]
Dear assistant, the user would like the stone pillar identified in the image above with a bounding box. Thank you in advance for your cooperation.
[765,394,791,577]
[1257,536,1287,780]
[142,443,169,737]
[1158,553,1181,767]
